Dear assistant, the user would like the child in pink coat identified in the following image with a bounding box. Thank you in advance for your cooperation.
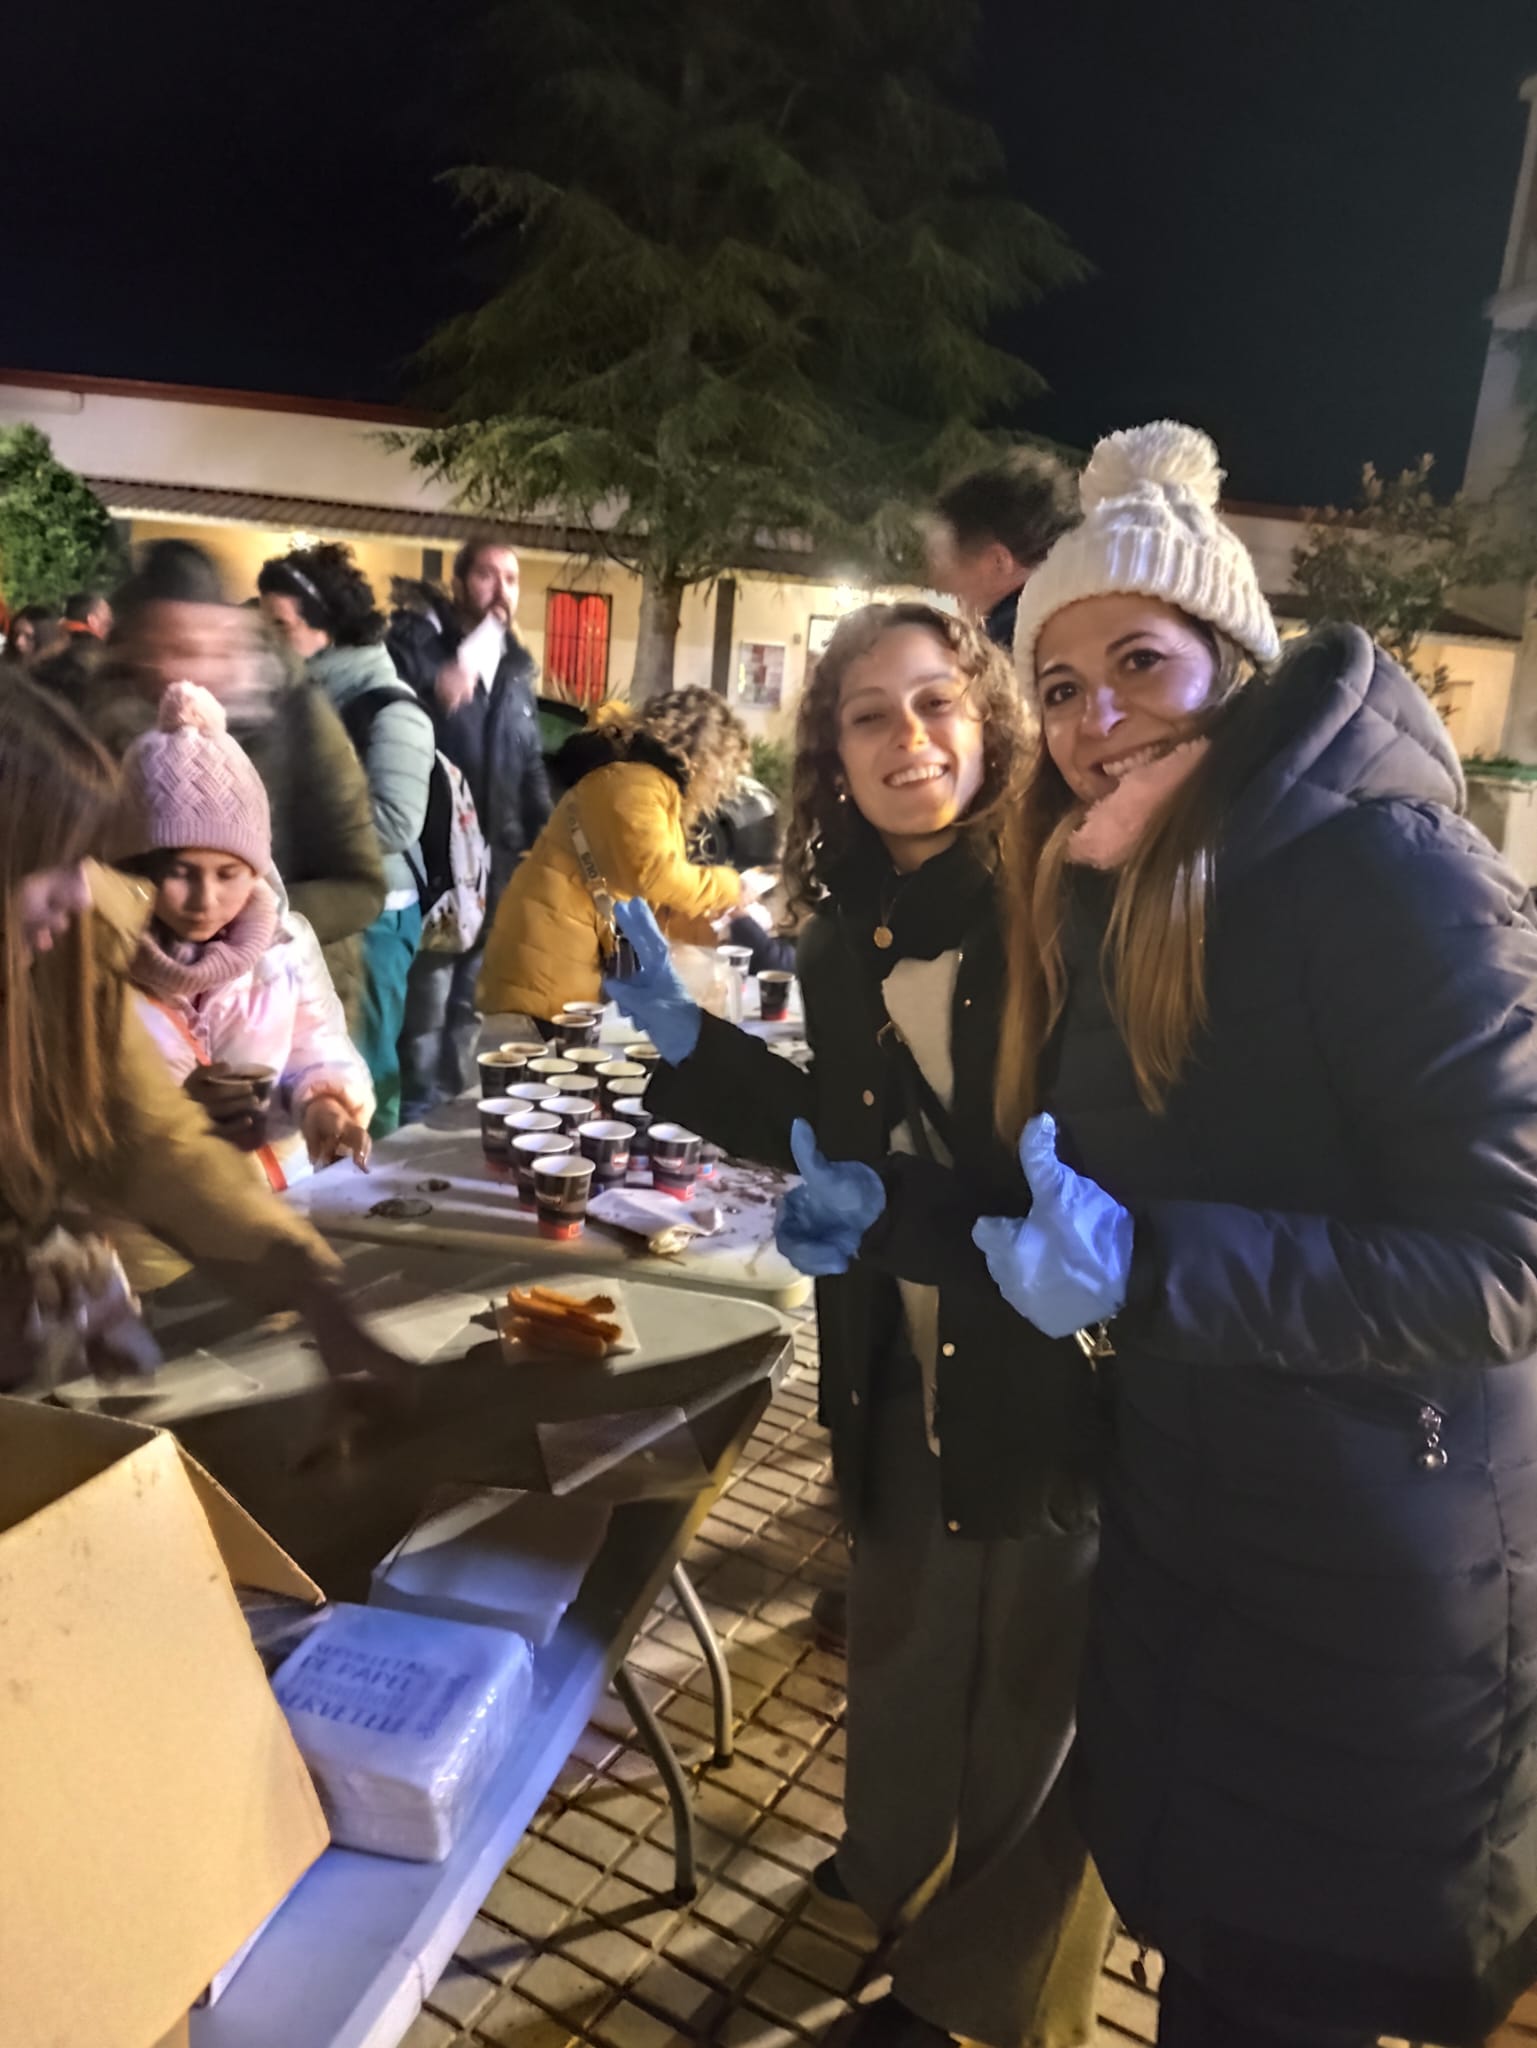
[115,682,373,1187]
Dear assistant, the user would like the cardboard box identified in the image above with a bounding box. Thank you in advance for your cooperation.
[0,1398,331,2048]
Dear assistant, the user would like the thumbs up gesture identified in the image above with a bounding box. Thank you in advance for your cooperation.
[971,1114,1132,1339]
[774,1119,887,1278]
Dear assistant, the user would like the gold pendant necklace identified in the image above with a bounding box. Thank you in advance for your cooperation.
[873,923,894,950]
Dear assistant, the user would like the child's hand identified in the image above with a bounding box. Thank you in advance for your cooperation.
[303,1097,372,1171]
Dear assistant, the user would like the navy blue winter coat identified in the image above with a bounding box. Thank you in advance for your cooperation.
[388,605,552,902]
[1056,626,1537,2043]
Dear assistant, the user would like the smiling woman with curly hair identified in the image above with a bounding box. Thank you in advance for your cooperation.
[622,600,1114,2048]
[476,685,754,1028]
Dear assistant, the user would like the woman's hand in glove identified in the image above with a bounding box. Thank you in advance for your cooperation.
[972,1113,1132,1339]
[774,1119,886,1278]
[601,897,702,1064]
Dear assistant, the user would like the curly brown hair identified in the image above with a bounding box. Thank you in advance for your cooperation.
[783,602,1030,916]
[599,687,752,825]
[258,541,385,648]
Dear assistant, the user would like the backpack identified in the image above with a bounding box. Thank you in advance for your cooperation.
[338,685,489,955]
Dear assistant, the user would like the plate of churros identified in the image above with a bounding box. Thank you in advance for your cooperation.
[495,1280,640,1365]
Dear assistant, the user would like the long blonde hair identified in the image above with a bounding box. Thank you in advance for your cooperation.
[783,602,1029,917]
[995,625,1259,1137]
[0,684,123,1226]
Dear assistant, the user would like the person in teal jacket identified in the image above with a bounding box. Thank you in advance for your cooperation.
[259,544,435,1135]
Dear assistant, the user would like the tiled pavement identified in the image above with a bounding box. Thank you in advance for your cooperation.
[398,1310,1156,2048]
[400,1309,1499,2048]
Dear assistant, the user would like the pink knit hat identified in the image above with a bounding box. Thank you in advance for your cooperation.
[115,681,272,872]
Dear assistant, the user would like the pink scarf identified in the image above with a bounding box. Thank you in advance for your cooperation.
[1067,739,1209,870]
[130,879,278,1000]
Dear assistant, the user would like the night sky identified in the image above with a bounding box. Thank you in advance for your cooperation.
[1,1,1533,507]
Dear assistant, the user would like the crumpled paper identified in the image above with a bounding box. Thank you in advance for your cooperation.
[585,1188,723,1257]
[24,1228,163,1390]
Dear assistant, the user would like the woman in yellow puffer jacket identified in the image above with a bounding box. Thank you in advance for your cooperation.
[478,689,752,1024]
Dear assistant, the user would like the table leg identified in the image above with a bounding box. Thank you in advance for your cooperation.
[614,1663,698,1903]
[670,1562,734,1768]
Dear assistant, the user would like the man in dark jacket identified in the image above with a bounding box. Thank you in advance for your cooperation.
[390,536,553,1117]
[926,450,1078,651]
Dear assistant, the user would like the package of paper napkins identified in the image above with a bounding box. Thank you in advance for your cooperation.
[272,1603,534,1862]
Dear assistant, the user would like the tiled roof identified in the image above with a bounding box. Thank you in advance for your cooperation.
[86,476,586,552]
[87,477,834,579]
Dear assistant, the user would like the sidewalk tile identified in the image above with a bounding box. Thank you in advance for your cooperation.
[517,1952,613,2028]
[424,1958,499,2030]
[588,1999,691,2048]
[476,1988,582,2046]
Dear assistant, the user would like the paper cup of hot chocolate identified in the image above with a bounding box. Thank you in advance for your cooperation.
[557,1002,605,1049]
[512,1130,575,1204]
[540,1094,596,1137]
[562,1045,611,1071]
[478,1096,521,1162]
[578,1119,634,1184]
[506,1080,555,1108]
[758,970,794,1023]
[527,1054,578,1084]
[534,1153,595,1239]
[478,1046,529,1096]
[648,1122,702,1199]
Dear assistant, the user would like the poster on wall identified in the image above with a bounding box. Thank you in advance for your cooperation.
[736,640,787,710]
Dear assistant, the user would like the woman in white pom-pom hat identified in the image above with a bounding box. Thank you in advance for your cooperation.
[972,421,1537,2045]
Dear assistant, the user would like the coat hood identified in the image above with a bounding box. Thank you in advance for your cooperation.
[1219,623,1465,879]
[553,724,690,796]
[307,641,403,705]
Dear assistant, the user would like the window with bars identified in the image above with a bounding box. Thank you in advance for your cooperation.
[543,589,611,706]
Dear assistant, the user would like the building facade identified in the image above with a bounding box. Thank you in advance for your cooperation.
[0,366,1519,765]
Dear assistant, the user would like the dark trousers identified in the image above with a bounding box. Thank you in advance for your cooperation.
[1156,1960,1376,2048]
[398,944,483,1123]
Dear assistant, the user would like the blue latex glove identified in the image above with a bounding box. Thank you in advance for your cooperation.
[774,1119,887,1278]
[972,1113,1133,1339]
[600,897,701,1065]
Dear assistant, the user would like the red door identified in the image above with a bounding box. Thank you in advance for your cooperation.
[544,591,611,706]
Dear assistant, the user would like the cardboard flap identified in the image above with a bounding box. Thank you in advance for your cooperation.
[0,1422,329,2048]
[174,1443,324,1605]
[0,1396,150,1537]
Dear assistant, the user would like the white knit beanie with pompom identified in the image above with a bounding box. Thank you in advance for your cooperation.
[1011,421,1281,686]
[114,681,273,873]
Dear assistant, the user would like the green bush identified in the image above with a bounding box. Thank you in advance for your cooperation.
[0,424,122,611]
[750,735,792,810]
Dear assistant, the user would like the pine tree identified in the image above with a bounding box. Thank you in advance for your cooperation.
[0,425,120,612]
[400,0,1082,694]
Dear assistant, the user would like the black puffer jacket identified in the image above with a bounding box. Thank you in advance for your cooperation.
[1054,627,1537,2043]
[648,836,1099,1539]
[388,600,552,901]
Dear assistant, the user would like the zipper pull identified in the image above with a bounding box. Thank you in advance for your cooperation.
[1416,1403,1448,1473]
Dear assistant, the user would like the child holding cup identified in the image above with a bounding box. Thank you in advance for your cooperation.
[113,684,374,1195]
